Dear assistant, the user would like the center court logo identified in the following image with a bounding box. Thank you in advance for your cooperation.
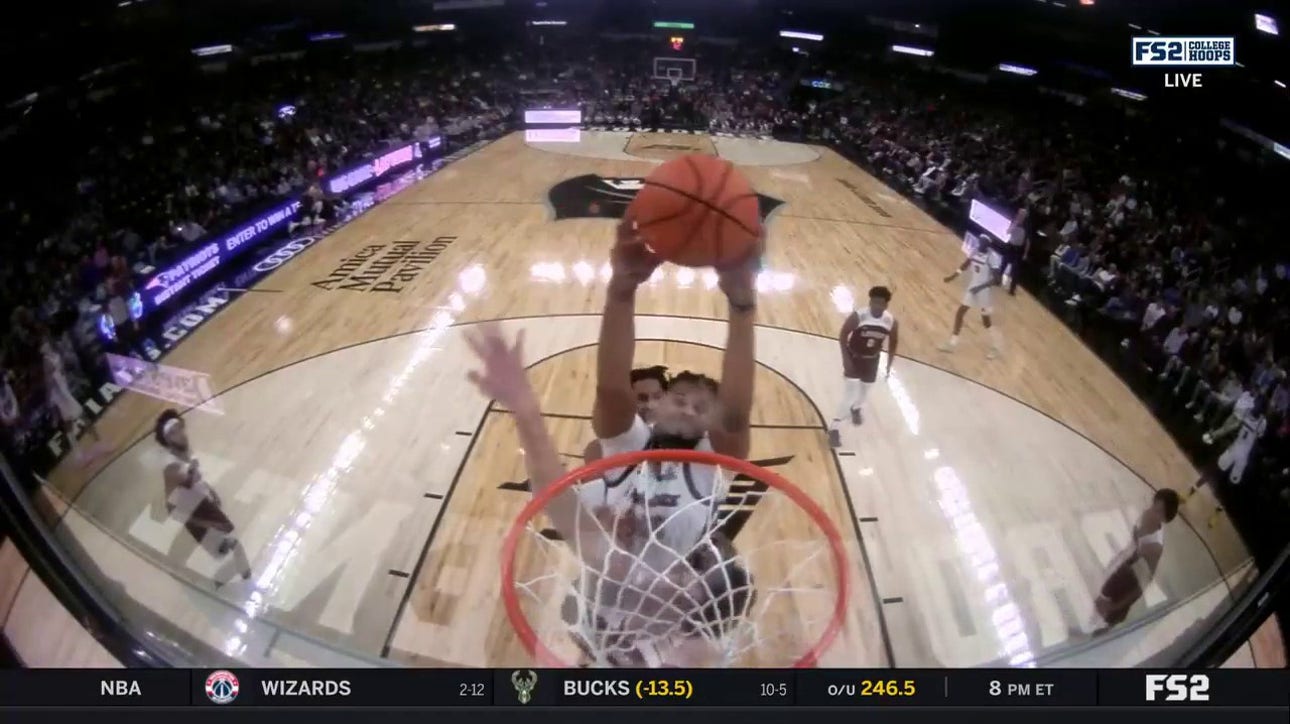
[205,670,240,704]
[547,174,785,222]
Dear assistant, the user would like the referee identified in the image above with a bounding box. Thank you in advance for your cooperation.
[1001,207,1030,296]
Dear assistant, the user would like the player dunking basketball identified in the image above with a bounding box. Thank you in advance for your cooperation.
[464,217,761,666]
[939,233,1003,359]
[829,286,898,448]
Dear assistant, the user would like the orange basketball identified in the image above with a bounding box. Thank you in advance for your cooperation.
[627,154,762,268]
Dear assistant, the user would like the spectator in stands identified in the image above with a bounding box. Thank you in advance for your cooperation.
[1001,208,1029,296]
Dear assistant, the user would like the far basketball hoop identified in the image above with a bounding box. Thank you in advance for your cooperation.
[500,448,849,668]
[653,56,697,84]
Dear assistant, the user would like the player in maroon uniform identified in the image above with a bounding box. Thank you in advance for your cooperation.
[829,286,898,448]
[1083,489,1181,635]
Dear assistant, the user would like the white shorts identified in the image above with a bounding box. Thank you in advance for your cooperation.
[961,287,993,312]
[1217,444,1251,485]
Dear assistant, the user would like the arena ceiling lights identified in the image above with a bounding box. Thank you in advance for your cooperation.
[1255,13,1279,35]
[998,63,1038,77]
[1111,87,1147,102]
[191,44,234,57]
[780,30,824,42]
[891,44,935,58]
[412,24,457,32]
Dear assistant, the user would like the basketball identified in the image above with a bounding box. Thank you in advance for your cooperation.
[627,154,763,268]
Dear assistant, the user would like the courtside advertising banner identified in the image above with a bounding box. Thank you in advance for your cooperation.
[105,353,223,413]
[325,140,425,195]
[143,137,439,310]
[142,199,301,307]
[524,109,583,125]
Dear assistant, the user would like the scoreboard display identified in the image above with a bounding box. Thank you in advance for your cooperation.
[2,668,1287,716]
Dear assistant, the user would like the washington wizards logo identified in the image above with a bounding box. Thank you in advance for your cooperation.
[205,670,240,704]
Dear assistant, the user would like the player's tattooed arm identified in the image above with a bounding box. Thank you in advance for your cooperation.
[711,243,761,460]
[596,218,661,439]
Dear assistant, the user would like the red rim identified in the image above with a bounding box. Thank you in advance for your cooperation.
[499,448,850,668]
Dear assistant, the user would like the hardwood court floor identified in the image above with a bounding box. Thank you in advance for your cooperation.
[43,131,1251,668]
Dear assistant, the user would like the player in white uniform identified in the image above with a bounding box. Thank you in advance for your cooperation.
[41,337,103,464]
[581,365,669,463]
[1085,488,1181,633]
[464,218,760,665]
[1215,400,1267,485]
[938,233,1003,359]
[829,286,898,448]
[155,410,252,587]
[1184,397,1267,513]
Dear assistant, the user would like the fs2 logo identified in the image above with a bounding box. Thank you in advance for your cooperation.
[1132,37,1235,66]
[1145,674,1210,702]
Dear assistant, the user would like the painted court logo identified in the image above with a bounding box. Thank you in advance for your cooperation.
[547,174,785,222]
[205,670,240,704]
[311,237,456,293]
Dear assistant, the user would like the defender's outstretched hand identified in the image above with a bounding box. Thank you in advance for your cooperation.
[465,323,532,410]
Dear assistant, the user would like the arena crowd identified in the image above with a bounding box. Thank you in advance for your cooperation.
[1,39,1286,541]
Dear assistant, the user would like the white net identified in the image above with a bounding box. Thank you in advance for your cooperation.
[505,453,847,668]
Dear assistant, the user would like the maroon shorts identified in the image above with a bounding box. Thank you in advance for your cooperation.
[846,355,880,384]
[1099,561,1143,625]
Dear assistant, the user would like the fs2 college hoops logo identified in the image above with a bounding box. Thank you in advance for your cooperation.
[205,670,241,704]
[1131,36,1234,90]
[547,174,785,222]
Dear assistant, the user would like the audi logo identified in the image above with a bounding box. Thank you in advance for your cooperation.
[252,237,318,273]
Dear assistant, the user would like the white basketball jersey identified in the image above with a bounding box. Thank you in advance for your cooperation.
[854,308,895,335]
[967,248,993,289]
[1233,414,1266,451]
[585,416,721,556]
[167,450,219,507]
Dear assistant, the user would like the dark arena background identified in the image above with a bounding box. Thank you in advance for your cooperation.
[1,0,1288,722]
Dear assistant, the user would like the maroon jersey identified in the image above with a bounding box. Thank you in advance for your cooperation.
[845,309,895,382]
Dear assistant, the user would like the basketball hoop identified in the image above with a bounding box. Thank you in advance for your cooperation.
[501,448,849,668]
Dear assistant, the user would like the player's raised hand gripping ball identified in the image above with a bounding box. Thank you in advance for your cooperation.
[609,217,663,285]
[627,153,763,268]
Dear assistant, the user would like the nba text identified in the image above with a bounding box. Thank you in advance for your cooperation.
[1145,674,1210,702]
[100,680,143,696]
